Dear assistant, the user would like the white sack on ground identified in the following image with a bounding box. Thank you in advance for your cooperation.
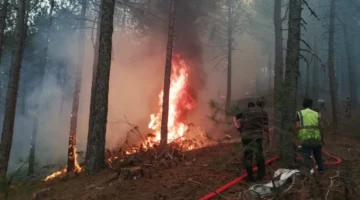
[248,168,314,198]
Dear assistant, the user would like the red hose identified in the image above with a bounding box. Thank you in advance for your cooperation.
[199,150,341,200]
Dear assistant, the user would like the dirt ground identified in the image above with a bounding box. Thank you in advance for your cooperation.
[5,109,360,200]
[5,133,360,200]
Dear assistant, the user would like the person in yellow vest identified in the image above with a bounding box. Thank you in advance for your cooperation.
[296,98,325,174]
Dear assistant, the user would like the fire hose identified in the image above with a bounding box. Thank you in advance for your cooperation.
[199,150,341,200]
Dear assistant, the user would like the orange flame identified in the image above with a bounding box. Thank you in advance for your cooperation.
[148,54,196,144]
[43,147,83,181]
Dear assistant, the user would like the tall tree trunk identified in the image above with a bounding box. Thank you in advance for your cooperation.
[344,26,357,108]
[312,0,320,105]
[85,0,115,174]
[0,0,9,64]
[254,50,260,95]
[0,0,26,174]
[336,59,341,96]
[273,0,283,134]
[328,0,339,133]
[312,36,319,104]
[28,0,54,175]
[225,0,233,113]
[159,0,175,148]
[67,0,87,173]
[268,52,272,93]
[91,17,100,99]
[305,67,309,97]
[86,12,100,147]
[280,0,302,166]
[274,0,284,95]
[340,57,346,97]
[305,52,310,97]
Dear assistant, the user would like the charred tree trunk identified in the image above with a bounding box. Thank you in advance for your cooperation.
[67,0,87,173]
[28,0,54,175]
[225,0,233,113]
[328,0,339,133]
[344,26,357,108]
[0,0,26,174]
[85,0,115,174]
[280,0,302,166]
[159,0,175,148]
[273,0,283,133]
[0,0,9,64]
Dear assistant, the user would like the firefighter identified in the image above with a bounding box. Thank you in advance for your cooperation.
[296,98,325,175]
[233,98,268,182]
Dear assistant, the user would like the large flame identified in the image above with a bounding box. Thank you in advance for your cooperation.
[148,54,196,143]
[44,55,198,181]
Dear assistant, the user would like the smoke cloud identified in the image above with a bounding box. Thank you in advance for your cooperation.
[0,1,271,173]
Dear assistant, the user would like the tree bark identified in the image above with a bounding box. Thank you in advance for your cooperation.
[0,0,9,64]
[327,0,339,133]
[85,0,115,174]
[280,0,302,167]
[0,0,26,174]
[344,26,357,108]
[28,0,54,175]
[87,12,100,147]
[159,0,175,148]
[225,0,233,113]
[67,0,87,172]
[273,0,283,134]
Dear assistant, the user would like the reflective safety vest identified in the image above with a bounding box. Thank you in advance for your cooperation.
[297,108,321,142]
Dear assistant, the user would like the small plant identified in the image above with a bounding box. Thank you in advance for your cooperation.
[0,157,29,199]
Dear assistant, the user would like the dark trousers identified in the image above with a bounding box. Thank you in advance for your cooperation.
[301,144,324,172]
[242,138,265,180]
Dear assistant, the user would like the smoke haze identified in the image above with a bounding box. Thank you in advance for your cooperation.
[0,1,270,173]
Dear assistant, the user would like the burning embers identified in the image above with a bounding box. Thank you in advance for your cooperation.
[148,54,197,145]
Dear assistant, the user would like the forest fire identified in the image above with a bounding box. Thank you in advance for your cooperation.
[147,54,197,148]
[44,55,200,181]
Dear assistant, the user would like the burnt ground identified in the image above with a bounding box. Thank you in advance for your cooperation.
[5,110,360,200]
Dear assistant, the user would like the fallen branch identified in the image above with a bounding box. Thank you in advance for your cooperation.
[325,172,340,200]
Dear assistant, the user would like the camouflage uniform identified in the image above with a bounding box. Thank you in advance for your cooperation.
[235,106,268,181]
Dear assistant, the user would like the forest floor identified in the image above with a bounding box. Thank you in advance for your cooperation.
[4,110,360,200]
